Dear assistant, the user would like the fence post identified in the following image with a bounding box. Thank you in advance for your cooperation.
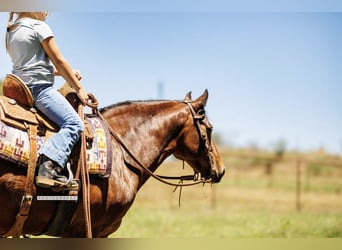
[296,156,301,212]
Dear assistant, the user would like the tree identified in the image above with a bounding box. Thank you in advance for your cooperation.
[271,138,287,159]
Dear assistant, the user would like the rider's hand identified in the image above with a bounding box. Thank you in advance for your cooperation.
[77,88,88,105]
[73,70,82,80]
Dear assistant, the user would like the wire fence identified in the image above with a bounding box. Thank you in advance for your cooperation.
[219,149,342,212]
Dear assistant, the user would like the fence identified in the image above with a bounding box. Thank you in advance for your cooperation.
[219,149,342,212]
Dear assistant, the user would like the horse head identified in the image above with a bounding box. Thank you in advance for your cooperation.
[173,90,225,183]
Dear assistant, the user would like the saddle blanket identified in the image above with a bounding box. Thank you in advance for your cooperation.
[0,116,112,177]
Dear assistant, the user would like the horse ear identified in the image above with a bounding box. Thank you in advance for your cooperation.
[184,91,192,101]
[193,89,208,109]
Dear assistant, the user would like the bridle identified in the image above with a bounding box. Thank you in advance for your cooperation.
[182,101,216,178]
[98,100,215,188]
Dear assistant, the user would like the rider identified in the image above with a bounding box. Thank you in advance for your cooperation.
[5,12,88,189]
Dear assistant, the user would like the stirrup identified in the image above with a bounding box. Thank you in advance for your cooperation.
[65,162,74,184]
[51,179,80,193]
[51,162,80,192]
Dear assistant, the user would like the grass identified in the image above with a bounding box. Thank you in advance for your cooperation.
[113,206,342,238]
[112,150,342,238]
[113,185,342,238]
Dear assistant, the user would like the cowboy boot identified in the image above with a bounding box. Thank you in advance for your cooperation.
[35,155,76,189]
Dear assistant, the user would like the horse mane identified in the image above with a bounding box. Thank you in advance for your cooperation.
[99,99,181,112]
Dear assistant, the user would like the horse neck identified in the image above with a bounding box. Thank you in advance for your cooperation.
[103,100,188,176]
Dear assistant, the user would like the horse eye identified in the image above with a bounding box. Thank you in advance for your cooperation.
[198,109,205,116]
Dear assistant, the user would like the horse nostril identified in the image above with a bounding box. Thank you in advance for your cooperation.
[212,168,225,183]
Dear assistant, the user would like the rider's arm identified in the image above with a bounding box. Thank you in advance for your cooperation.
[42,37,88,102]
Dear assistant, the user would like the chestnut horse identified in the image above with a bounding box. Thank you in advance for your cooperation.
[0,90,225,237]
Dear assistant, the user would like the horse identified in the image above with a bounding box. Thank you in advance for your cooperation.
[0,90,225,238]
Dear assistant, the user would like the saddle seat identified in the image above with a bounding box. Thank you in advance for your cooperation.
[1,74,57,132]
[3,73,34,107]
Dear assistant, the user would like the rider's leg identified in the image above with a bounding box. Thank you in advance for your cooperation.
[32,86,83,188]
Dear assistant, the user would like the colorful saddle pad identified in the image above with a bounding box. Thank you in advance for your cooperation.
[0,116,112,177]
[85,116,112,176]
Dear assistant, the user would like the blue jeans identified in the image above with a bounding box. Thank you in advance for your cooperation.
[30,85,84,168]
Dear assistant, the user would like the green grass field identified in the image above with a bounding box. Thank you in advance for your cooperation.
[112,150,342,238]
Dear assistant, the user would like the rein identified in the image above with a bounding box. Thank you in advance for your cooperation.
[97,101,213,188]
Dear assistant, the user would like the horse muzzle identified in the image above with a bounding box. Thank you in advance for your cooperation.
[201,167,225,183]
[210,168,225,183]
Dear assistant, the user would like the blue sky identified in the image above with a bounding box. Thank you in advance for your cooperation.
[0,9,341,154]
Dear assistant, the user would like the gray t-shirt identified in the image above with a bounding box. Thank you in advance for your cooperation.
[7,17,55,86]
